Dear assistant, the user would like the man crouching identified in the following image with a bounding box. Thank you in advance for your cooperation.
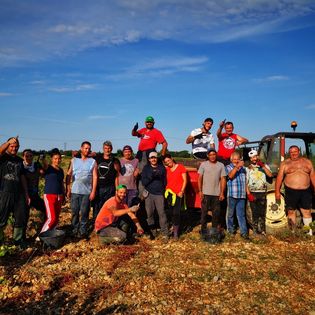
[95,184,144,244]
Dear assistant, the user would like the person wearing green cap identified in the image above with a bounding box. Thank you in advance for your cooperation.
[131,115,168,170]
[132,116,168,198]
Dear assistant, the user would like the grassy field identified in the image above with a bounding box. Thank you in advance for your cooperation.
[0,155,315,314]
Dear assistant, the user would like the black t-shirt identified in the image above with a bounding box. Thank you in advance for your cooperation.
[23,161,42,194]
[0,153,25,193]
[94,154,120,188]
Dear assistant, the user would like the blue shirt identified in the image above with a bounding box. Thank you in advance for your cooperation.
[44,165,64,195]
[71,157,96,195]
[225,163,246,199]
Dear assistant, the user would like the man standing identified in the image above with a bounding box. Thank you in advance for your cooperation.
[66,141,97,238]
[246,149,273,235]
[0,137,29,248]
[186,117,215,159]
[141,151,168,241]
[217,120,248,165]
[94,141,121,219]
[225,151,249,239]
[198,148,226,235]
[22,149,46,233]
[131,116,168,171]
[275,145,315,235]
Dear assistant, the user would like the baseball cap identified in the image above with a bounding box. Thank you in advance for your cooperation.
[149,151,158,158]
[122,145,133,152]
[248,149,258,158]
[145,116,155,123]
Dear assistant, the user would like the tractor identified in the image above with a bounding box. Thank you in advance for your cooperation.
[183,123,315,234]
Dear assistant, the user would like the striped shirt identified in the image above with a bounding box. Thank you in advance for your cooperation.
[225,163,246,199]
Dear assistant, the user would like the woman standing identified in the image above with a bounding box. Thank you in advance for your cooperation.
[163,154,187,240]
[40,149,65,233]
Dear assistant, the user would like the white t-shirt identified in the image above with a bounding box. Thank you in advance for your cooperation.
[190,128,215,154]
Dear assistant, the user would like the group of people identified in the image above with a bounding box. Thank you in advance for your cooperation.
[0,115,314,248]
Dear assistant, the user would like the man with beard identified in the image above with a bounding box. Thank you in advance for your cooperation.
[246,149,273,236]
[95,185,143,244]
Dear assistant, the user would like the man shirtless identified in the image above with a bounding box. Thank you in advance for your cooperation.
[275,145,315,234]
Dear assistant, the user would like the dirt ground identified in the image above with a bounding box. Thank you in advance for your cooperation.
[1,205,315,315]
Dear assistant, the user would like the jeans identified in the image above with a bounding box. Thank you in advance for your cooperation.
[71,193,91,235]
[226,197,248,235]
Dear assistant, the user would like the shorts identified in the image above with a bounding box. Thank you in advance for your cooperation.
[284,186,312,211]
[193,151,207,160]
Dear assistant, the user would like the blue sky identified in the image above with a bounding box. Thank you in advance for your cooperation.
[1,0,315,153]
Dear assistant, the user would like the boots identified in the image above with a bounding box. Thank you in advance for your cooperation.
[13,227,28,249]
[0,227,4,245]
[173,225,179,240]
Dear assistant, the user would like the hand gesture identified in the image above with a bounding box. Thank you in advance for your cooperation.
[133,122,139,132]
[219,119,226,128]
[194,133,203,140]
[130,204,140,213]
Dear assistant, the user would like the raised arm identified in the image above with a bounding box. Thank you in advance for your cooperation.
[0,137,18,156]
[216,120,225,138]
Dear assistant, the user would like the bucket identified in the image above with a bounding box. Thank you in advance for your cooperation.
[39,229,66,249]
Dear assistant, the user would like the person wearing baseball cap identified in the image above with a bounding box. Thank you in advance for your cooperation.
[186,117,215,160]
[246,149,272,236]
[141,149,169,242]
[118,145,139,207]
[131,115,168,170]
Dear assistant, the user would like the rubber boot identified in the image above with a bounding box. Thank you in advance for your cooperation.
[0,227,5,245]
[13,227,27,249]
[173,225,179,240]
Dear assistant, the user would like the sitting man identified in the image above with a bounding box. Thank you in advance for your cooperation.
[95,184,144,244]
[186,117,215,160]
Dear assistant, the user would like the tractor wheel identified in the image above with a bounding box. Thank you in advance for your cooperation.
[265,191,287,234]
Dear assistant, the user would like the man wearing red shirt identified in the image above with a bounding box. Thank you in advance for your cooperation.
[132,116,168,170]
[217,120,248,165]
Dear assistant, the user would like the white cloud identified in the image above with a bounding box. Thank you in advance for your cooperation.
[0,0,314,66]
[0,92,13,97]
[109,56,208,80]
[49,84,98,93]
[254,75,289,83]
[305,104,315,109]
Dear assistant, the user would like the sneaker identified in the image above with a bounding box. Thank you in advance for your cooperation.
[241,233,250,240]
